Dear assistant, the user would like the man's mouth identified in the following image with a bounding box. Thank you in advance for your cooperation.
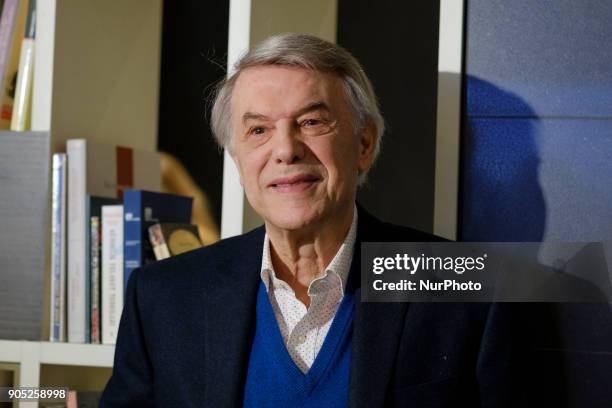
[268,174,320,192]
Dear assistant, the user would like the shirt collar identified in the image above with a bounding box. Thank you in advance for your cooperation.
[260,205,358,295]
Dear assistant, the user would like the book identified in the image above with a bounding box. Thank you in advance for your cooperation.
[10,0,35,130]
[49,153,67,342]
[0,0,19,126]
[0,131,50,340]
[0,0,28,128]
[66,390,77,408]
[101,205,124,345]
[149,223,203,261]
[86,196,120,344]
[90,216,100,344]
[67,139,160,343]
[124,190,193,289]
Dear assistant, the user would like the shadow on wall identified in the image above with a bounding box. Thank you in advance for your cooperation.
[461,76,546,241]
[459,75,612,407]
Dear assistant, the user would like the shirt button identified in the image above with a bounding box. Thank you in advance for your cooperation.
[296,334,307,344]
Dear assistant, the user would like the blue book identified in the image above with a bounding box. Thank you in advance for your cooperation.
[123,190,193,290]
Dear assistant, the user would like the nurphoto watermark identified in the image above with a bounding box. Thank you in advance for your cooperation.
[361,242,612,302]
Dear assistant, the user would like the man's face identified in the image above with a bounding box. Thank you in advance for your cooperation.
[229,65,376,232]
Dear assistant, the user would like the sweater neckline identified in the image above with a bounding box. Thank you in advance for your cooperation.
[255,280,355,390]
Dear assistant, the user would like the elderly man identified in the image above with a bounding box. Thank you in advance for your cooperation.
[101,34,516,407]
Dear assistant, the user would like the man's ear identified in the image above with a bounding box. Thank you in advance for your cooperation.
[357,121,378,172]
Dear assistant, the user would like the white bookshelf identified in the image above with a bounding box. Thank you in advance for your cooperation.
[0,340,114,376]
[0,341,21,364]
[1,1,161,406]
[39,342,115,368]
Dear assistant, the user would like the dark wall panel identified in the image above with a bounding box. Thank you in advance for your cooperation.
[158,0,229,225]
[337,0,439,233]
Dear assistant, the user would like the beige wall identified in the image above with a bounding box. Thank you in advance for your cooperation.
[50,0,162,152]
[250,0,337,45]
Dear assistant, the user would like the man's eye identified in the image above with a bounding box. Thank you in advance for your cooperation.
[250,127,266,135]
[301,119,322,127]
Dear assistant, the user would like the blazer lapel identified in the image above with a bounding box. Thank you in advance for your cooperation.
[202,228,264,407]
[349,206,410,407]
[200,206,412,406]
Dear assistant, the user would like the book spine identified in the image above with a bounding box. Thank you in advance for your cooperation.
[90,216,101,344]
[67,390,77,408]
[10,0,35,130]
[0,0,18,95]
[49,153,66,342]
[67,139,87,343]
[10,37,33,130]
[152,242,170,260]
[149,223,170,260]
[123,191,141,292]
[102,205,124,345]
[0,0,28,127]
[83,196,93,343]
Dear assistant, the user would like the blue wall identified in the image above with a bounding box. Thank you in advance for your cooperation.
[461,0,612,242]
[461,2,612,406]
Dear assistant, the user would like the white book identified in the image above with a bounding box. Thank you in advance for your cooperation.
[67,139,160,343]
[102,205,124,345]
[50,153,67,342]
[67,140,86,342]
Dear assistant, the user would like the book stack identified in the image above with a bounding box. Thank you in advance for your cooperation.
[0,131,50,341]
[0,0,37,130]
[49,139,202,345]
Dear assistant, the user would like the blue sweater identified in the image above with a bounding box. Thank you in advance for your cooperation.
[243,281,355,407]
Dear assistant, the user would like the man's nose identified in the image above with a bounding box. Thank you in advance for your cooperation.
[272,121,305,164]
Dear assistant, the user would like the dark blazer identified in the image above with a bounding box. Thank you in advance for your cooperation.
[101,205,518,407]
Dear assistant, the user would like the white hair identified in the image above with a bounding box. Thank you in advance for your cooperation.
[210,33,385,183]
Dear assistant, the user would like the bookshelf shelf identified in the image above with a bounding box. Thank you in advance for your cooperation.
[0,340,115,372]
[39,342,115,368]
[0,340,114,407]
[0,340,21,363]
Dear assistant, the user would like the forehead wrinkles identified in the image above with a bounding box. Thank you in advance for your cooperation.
[232,67,340,119]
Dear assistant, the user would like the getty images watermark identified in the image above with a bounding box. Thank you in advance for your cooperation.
[361,242,612,302]
[372,252,488,292]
